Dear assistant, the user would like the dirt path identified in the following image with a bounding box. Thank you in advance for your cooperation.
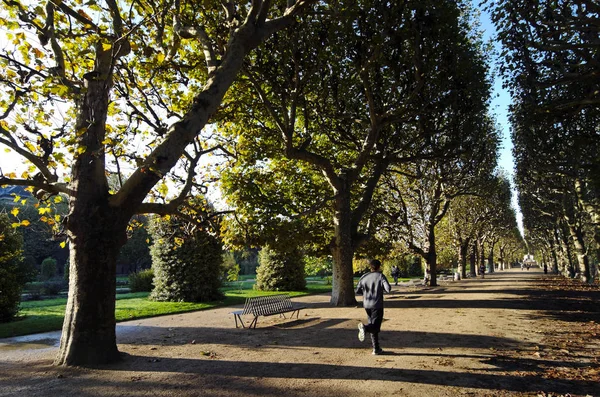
[1,269,598,397]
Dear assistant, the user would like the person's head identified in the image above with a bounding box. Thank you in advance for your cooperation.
[369,259,382,271]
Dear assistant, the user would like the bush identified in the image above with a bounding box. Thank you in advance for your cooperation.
[0,269,21,321]
[255,245,306,291]
[129,269,154,292]
[40,257,57,280]
[0,213,25,322]
[41,280,66,295]
[149,216,224,302]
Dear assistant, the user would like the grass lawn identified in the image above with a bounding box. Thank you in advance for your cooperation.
[0,284,332,339]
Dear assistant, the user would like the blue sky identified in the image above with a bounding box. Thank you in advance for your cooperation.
[476,2,525,235]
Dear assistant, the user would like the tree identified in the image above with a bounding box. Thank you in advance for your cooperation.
[221,0,496,303]
[0,0,317,365]
[489,0,600,281]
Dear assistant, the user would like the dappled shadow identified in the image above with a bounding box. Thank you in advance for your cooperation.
[94,355,596,395]
[1,356,597,397]
[114,319,527,354]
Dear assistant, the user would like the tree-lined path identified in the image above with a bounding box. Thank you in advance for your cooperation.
[1,269,598,396]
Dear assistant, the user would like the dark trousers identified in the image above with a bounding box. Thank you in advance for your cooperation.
[364,308,384,349]
[364,308,384,334]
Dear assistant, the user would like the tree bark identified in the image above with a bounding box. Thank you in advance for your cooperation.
[469,242,477,277]
[426,228,438,287]
[566,223,592,283]
[55,207,128,365]
[330,188,357,306]
[457,239,469,279]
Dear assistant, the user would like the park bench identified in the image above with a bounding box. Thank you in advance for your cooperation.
[231,294,306,329]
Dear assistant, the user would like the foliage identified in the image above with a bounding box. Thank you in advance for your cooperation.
[0,195,68,270]
[0,213,25,321]
[386,254,423,278]
[40,257,57,280]
[118,216,152,273]
[233,249,260,275]
[150,216,223,302]
[304,256,332,277]
[128,269,155,293]
[222,251,238,279]
[227,264,240,282]
[352,258,371,277]
[255,246,306,291]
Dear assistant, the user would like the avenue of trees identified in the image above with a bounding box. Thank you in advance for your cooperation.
[0,0,568,367]
[488,0,600,282]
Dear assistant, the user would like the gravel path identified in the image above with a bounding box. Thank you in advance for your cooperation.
[1,268,598,397]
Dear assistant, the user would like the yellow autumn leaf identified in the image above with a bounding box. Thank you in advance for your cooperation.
[102,43,112,51]
[13,195,20,202]
[53,195,63,203]
[24,141,36,152]
[21,219,30,226]
[157,183,168,196]
[6,172,16,179]
[21,171,29,179]
[32,47,44,58]
[39,207,52,215]
[54,215,61,222]
[40,215,48,222]
[11,222,20,228]
[10,207,19,216]
[156,53,165,63]
[60,241,66,248]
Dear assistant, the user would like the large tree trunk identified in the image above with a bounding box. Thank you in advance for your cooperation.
[469,242,477,277]
[330,189,357,306]
[548,234,559,274]
[457,239,469,279]
[487,241,495,274]
[567,223,592,283]
[55,209,128,365]
[426,228,438,287]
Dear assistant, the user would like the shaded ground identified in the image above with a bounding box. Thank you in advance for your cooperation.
[0,269,598,397]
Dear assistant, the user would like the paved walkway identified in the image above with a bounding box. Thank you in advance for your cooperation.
[1,268,598,397]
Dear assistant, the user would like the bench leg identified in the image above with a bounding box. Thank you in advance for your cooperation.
[234,314,246,328]
[249,315,259,329]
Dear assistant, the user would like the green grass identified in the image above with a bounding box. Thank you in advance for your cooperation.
[0,284,332,339]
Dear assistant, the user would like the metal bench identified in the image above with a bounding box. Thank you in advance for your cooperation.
[231,294,306,329]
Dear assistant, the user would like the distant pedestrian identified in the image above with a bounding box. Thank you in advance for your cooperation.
[390,265,400,286]
[356,259,391,355]
[543,263,548,274]
[479,264,485,278]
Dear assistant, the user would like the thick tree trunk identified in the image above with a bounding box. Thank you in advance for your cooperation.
[55,203,128,365]
[548,236,559,274]
[487,243,494,274]
[427,229,438,287]
[457,239,469,279]
[330,189,357,306]
[469,243,477,277]
[567,223,592,283]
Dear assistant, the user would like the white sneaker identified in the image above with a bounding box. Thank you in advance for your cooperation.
[358,323,365,342]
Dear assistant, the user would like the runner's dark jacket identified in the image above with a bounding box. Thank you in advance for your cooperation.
[355,271,391,309]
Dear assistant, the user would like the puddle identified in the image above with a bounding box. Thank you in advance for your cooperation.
[0,338,58,351]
